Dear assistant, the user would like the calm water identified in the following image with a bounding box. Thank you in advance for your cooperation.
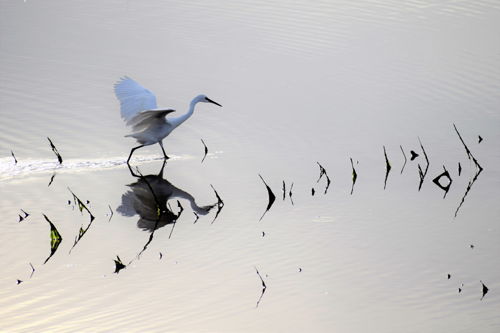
[1,1,500,332]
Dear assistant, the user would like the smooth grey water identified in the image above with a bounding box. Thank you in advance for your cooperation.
[1,1,500,332]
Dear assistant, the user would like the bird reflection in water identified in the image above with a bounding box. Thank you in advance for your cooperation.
[117,161,216,232]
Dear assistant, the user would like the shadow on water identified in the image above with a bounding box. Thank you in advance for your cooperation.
[119,160,217,232]
[116,160,218,266]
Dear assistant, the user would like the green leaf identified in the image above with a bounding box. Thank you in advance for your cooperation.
[43,214,63,264]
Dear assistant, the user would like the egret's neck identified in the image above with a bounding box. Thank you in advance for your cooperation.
[170,99,198,128]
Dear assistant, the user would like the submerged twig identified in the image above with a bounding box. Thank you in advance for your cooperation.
[383,146,391,190]
[255,267,267,308]
[67,188,96,253]
[135,235,158,262]
[47,137,63,164]
[210,184,224,224]
[454,171,481,218]
[68,188,95,222]
[325,177,331,194]
[432,165,452,198]
[417,137,430,191]
[453,124,483,217]
[11,150,17,164]
[168,201,184,239]
[400,145,407,174]
[349,158,357,195]
[18,209,29,222]
[316,162,327,182]
[453,124,482,171]
[480,280,489,300]
[258,174,276,221]
[48,173,56,187]
[201,139,208,163]
[108,205,114,222]
[29,263,35,278]
[114,256,126,274]
[316,162,331,194]
[282,181,286,201]
[410,150,419,161]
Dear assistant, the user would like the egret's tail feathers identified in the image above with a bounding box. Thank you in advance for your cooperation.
[124,133,149,145]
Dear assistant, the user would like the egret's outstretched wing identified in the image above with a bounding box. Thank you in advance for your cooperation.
[114,77,158,121]
[127,109,176,133]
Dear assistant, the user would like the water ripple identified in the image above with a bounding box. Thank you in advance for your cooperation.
[0,155,191,182]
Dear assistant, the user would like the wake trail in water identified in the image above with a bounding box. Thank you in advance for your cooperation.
[0,155,187,182]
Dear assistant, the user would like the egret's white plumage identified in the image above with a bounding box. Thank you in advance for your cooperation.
[113,77,221,162]
[114,76,158,122]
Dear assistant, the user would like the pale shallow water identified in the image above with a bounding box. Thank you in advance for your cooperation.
[1,1,500,332]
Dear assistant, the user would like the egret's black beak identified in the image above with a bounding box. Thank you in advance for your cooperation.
[206,97,222,107]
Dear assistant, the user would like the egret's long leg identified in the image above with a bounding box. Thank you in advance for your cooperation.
[158,159,167,178]
[158,141,169,160]
[127,144,145,164]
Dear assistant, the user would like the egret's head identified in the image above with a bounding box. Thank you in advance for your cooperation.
[195,94,222,107]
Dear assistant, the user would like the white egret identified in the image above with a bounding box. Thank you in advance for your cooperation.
[114,76,222,163]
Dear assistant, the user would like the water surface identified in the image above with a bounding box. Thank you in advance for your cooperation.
[1,1,500,332]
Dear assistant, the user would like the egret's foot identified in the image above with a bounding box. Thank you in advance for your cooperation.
[127,145,145,164]
[158,141,169,160]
